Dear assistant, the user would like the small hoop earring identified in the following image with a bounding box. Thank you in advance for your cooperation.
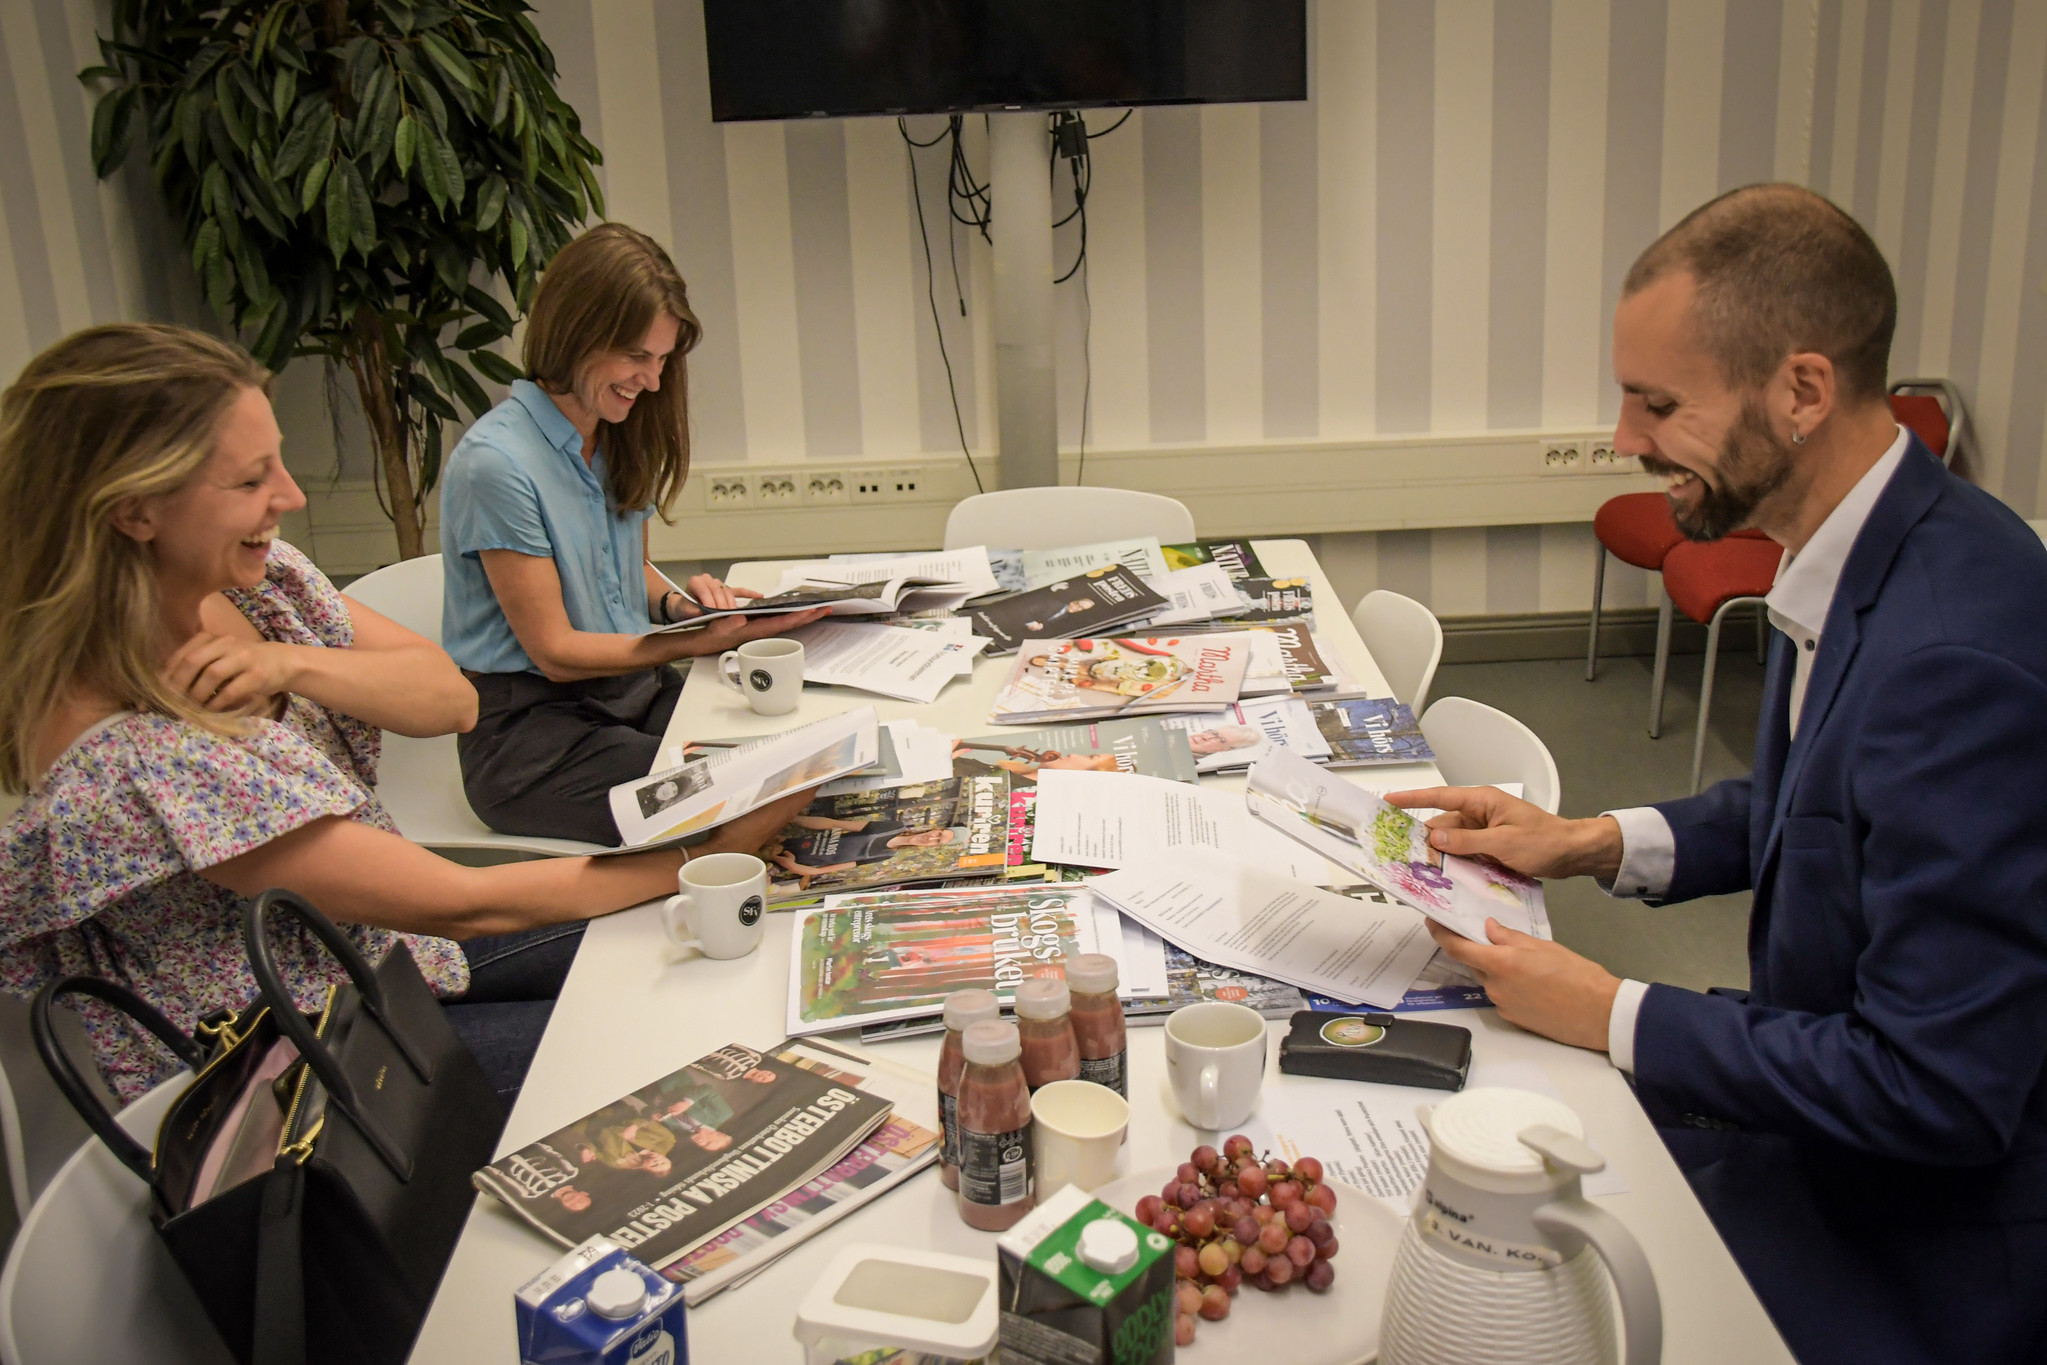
[1791,431,1806,445]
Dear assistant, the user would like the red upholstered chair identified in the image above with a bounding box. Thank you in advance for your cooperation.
[1586,493,1684,682]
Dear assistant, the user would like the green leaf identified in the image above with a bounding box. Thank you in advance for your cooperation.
[454,321,506,349]
[191,217,221,276]
[434,127,463,209]
[489,61,510,128]
[324,156,352,263]
[363,78,400,175]
[462,283,513,331]
[402,69,447,134]
[394,113,418,176]
[89,86,138,176]
[445,358,491,420]
[178,93,204,167]
[415,123,446,209]
[271,67,297,124]
[417,31,481,94]
[506,210,527,268]
[474,172,505,231]
[301,156,331,212]
[575,156,603,221]
[272,102,319,177]
[469,348,523,385]
[344,158,376,258]
[214,67,250,153]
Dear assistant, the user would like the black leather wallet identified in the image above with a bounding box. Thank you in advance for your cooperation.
[1277,1011,1472,1091]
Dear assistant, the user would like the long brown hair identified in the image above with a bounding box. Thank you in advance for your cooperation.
[522,223,702,519]
[0,324,272,791]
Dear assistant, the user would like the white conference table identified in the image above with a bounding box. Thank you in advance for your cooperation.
[410,540,1792,1363]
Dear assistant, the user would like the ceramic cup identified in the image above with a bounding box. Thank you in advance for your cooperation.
[1164,1001,1268,1130]
[1032,1079,1130,1193]
[663,852,769,959]
[719,638,804,716]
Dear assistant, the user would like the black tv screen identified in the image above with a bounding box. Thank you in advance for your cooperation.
[703,0,1307,121]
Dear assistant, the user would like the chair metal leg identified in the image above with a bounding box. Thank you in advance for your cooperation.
[1692,602,1738,793]
[1648,590,1673,738]
[1586,547,1608,681]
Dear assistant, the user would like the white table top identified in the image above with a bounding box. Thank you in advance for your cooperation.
[410,540,1791,1363]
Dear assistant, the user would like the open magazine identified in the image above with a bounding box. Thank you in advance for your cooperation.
[471,1042,892,1271]
[988,635,1254,724]
[603,709,880,852]
[1243,748,1547,944]
[655,576,971,629]
[786,883,1106,1037]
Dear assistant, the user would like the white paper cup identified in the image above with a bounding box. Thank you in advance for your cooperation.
[662,852,769,959]
[719,637,804,716]
[1031,1079,1129,1193]
[1164,1002,1268,1130]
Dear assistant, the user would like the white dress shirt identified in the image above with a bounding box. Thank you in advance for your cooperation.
[1603,426,1909,1072]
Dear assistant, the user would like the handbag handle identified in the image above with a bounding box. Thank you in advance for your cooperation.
[30,977,206,1184]
[240,889,415,1182]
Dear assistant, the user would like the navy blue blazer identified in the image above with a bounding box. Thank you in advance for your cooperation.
[1634,439,2047,1224]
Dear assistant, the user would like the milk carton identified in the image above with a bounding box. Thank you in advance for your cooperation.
[995,1184,1175,1365]
[516,1236,689,1365]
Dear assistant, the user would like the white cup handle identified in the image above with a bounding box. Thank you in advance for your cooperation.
[1198,1063,1220,1129]
[663,893,698,948]
[718,651,743,689]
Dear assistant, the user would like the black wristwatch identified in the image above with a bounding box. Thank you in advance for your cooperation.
[660,590,685,624]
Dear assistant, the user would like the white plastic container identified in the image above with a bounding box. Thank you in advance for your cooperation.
[792,1243,998,1365]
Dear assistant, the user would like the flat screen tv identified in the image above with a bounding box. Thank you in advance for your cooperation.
[702,0,1307,122]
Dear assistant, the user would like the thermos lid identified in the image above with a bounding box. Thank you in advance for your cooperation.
[943,988,1001,1031]
[1075,1217,1140,1274]
[1014,977,1071,1020]
[1428,1088,1585,1177]
[963,1019,1022,1066]
[1065,953,1120,995]
[586,1267,648,1320]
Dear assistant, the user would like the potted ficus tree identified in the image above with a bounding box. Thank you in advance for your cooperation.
[82,0,604,559]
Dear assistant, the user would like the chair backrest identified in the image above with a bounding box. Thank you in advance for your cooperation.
[1350,590,1444,714]
[0,1073,235,1365]
[1888,378,1970,472]
[942,488,1195,551]
[343,552,445,640]
[0,995,110,1221]
[1418,696,1562,815]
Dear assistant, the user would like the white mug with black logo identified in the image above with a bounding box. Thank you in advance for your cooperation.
[718,637,804,716]
[663,852,769,959]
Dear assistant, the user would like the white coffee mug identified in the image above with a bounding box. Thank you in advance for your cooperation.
[719,638,804,716]
[1164,1002,1268,1130]
[1033,1080,1130,1193]
[663,852,769,959]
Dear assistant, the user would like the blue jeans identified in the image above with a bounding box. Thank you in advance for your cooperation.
[442,921,586,1104]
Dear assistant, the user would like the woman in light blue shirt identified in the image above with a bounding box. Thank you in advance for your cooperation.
[441,224,823,845]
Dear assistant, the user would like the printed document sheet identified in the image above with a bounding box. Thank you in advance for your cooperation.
[1028,768,1341,884]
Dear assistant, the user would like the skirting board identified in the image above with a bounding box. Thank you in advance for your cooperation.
[1444,606,1772,665]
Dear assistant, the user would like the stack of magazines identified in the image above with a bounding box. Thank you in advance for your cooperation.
[472,1038,938,1306]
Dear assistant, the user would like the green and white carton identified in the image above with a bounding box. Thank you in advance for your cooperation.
[995,1184,1175,1365]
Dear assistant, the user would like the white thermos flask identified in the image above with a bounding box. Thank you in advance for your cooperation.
[1379,1087,1662,1365]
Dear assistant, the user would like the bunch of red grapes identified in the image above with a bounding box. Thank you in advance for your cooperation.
[1131,1134,1341,1348]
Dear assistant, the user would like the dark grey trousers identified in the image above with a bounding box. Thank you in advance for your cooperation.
[457,665,684,847]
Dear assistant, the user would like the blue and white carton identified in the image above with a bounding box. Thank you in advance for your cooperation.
[516,1236,689,1365]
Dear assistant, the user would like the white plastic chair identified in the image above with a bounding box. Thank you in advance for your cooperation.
[0,1071,235,1365]
[344,555,603,857]
[0,995,106,1223]
[2029,519,2047,547]
[1419,697,1563,815]
[942,488,1195,551]
[1351,590,1444,714]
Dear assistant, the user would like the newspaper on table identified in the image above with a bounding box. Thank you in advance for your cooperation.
[1027,767,1340,884]
[786,883,1119,1037]
[1243,748,1548,944]
[1088,850,1436,1010]
[604,708,880,852]
[789,621,962,704]
[1020,537,1171,589]
[1137,563,1250,626]
[659,1038,939,1304]
[883,614,992,676]
[1160,696,1333,773]
[778,547,1001,601]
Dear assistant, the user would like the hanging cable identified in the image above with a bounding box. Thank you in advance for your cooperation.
[899,117,985,492]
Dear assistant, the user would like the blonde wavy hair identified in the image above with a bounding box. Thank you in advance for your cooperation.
[0,324,271,792]
[522,223,702,520]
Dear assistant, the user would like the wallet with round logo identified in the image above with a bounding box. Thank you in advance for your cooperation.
[1277,1010,1472,1091]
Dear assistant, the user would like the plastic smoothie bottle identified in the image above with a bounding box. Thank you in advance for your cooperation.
[1014,977,1081,1091]
[937,988,1000,1192]
[956,1020,1035,1230]
[1066,953,1128,1098]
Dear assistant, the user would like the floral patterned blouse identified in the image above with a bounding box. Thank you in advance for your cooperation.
[0,541,469,1102]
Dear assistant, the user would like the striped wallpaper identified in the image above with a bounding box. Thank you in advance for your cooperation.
[4,0,2046,616]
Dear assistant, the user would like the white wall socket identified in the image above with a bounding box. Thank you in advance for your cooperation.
[1587,443,1635,473]
[705,474,752,508]
[804,470,848,504]
[1540,441,1586,476]
[756,473,798,505]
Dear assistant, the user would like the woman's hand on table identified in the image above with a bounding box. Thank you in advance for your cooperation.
[1427,918,1620,1053]
[1385,785,1625,883]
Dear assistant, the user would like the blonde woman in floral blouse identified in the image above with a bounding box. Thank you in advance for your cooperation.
[0,325,806,1105]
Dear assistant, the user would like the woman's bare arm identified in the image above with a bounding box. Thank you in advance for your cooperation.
[201,788,818,939]
[480,550,825,683]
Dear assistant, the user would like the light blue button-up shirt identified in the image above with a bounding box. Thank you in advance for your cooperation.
[439,380,655,675]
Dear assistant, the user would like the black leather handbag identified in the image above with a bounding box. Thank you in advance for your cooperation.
[32,888,504,1365]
